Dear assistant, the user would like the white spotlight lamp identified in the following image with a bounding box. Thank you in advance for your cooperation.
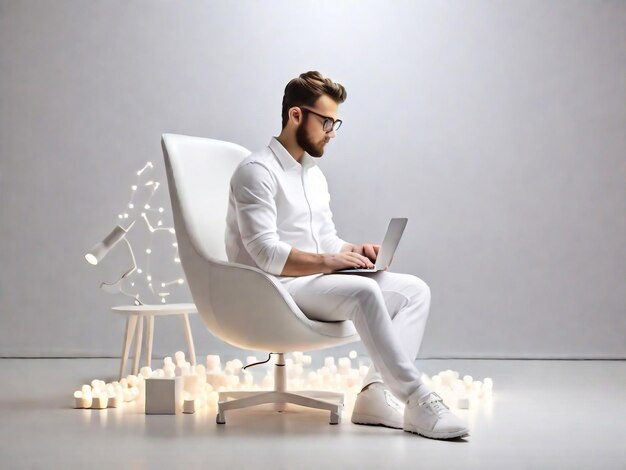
[85,221,136,266]
[85,220,141,304]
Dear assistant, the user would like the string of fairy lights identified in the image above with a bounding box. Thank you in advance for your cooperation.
[111,161,185,305]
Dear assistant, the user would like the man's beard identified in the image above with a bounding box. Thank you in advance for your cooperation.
[296,115,326,158]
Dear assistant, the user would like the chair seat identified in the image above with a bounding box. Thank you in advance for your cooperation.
[306,318,358,339]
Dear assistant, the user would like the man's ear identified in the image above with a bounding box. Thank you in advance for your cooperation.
[290,107,301,124]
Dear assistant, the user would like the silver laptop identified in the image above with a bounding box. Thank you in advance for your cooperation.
[333,218,408,273]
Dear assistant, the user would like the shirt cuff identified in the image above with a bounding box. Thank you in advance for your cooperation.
[264,240,292,276]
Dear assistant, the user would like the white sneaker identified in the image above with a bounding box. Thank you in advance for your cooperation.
[404,391,470,439]
[351,382,405,429]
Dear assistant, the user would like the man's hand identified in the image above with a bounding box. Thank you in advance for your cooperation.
[281,246,374,277]
[321,252,375,273]
[341,243,381,262]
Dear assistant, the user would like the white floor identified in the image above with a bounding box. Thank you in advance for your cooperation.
[0,358,624,469]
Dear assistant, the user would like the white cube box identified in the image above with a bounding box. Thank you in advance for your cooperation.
[145,377,183,414]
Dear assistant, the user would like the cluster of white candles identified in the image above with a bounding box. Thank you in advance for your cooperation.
[421,369,494,409]
[73,378,140,409]
[73,350,494,413]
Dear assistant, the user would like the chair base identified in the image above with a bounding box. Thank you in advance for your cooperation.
[216,389,344,425]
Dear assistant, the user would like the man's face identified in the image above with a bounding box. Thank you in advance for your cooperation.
[295,95,338,158]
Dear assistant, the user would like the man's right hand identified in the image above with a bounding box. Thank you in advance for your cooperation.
[321,252,375,273]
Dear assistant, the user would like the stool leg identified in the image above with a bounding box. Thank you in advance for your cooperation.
[119,315,138,381]
[132,315,144,375]
[145,315,154,369]
[181,313,196,366]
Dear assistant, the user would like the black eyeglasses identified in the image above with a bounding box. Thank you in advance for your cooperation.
[299,106,342,133]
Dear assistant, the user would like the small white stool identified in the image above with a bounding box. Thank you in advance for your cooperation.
[112,303,198,380]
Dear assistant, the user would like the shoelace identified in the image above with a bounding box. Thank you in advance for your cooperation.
[421,393,449,415]
[384,390,405,413]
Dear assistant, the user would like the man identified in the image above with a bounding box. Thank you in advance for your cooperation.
[225,71,469,440]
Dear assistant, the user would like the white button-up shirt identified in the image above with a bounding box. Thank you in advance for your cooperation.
[225,137,348,276]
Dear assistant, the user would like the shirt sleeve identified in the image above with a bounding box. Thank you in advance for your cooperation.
[230,161,292,275]
[317,171,350,254]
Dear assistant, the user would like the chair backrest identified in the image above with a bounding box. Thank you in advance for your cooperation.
[161,134,249,262]
[161,133,250,334]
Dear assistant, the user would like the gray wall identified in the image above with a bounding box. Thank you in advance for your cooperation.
[1,0,624,359]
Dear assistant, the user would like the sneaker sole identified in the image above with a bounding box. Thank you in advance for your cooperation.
[403,423,470,440]
[351,412,403,429]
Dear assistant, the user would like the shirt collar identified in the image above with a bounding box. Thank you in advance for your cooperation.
[269,137,315,171]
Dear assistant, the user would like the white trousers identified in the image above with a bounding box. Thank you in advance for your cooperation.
[279,271,431,402]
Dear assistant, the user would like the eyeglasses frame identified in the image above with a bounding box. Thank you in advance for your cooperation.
[297,106,343,133]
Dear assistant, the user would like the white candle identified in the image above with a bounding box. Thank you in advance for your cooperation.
[108,394,122,408]
[243,372,253,387]
[185,375,201,396]
[183,399,195,414]
[92,394,107,409]
[140,367,152,379]
[324,357,335,368]
[163,363,175,375]
[206,355,221,371]
[302,355,312,366]
[74,391,83,408]
[223,362,235,375]
[346,370,360,387]
[457,397,470,409]
[452,380,465,394]
[175,351,186,366]
[81,392,93,409]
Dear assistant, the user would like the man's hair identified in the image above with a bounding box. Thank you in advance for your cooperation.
[281,71,347,129]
